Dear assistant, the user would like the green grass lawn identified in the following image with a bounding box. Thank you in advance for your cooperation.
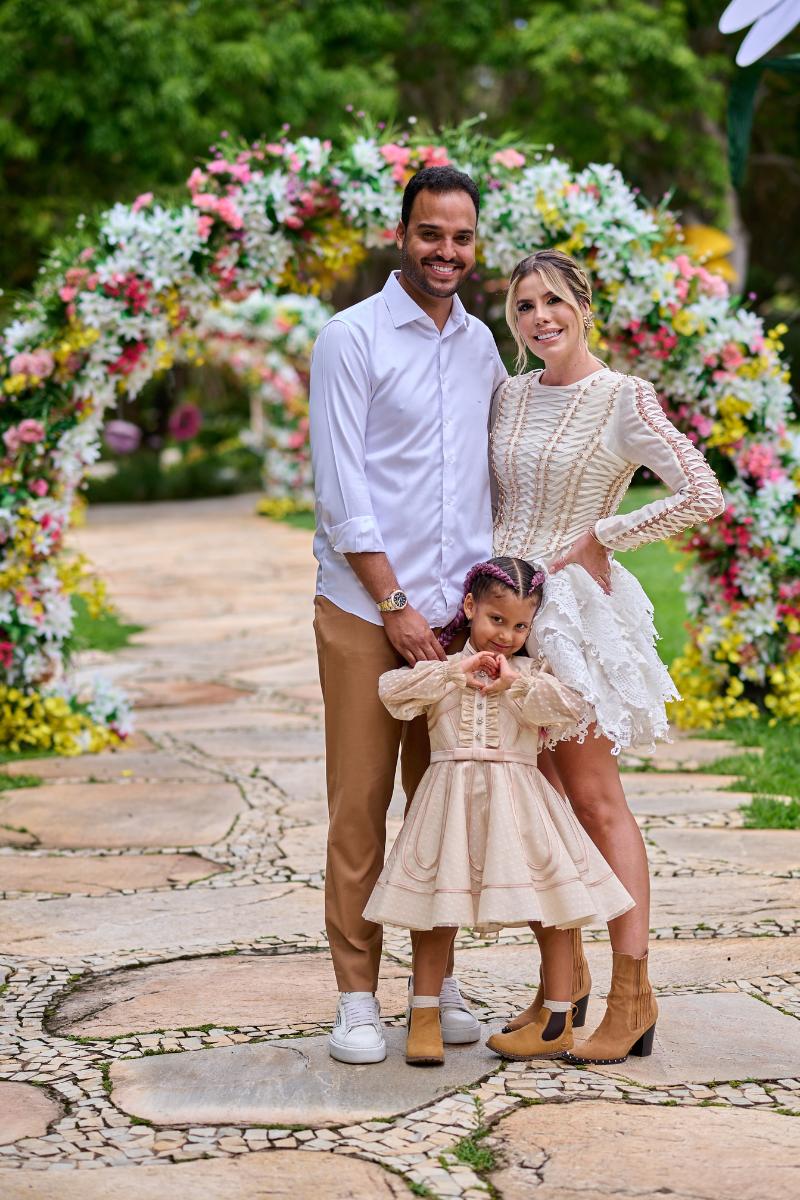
[70,595,143,653]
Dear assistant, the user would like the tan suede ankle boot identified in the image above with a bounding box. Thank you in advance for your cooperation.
[406,1007,444,1066]
[502,929,591,1032]
[566,951,658,1065]
[488,1005,574,1061]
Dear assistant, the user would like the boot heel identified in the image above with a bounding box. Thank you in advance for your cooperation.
[573,993,589,1029]
[630,1023,656,1057]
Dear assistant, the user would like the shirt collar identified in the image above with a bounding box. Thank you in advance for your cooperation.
[382,270,468,333]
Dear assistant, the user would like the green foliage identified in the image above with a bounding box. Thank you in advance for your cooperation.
[742,794,800,830]
[69,595,142,653]
[0,771,41,790]
[510,1,730,217]
[0,0,397,292]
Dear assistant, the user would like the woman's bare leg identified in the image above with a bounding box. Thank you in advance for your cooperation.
[552,728,650,956]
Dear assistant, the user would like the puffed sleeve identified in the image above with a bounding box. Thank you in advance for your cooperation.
[594,376,724,552]
[508,663,588,739]
[378,659,467,721]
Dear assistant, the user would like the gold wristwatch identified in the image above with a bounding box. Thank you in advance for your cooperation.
[377,589,408,613]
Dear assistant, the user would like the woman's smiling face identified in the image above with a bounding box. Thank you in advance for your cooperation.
[514,271,585,366]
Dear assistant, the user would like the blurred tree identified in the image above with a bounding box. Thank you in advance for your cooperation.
[0,0,398,292]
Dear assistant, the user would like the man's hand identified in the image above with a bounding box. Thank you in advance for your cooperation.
[383,605,447,665]
[550,529,612,595]
[479,654,520,696]
[460,651,500,689]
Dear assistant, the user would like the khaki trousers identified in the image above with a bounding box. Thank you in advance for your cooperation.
[314,596,463,992]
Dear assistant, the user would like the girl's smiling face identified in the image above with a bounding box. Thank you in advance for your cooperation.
[514,271,586,366]
[464,586,537,657]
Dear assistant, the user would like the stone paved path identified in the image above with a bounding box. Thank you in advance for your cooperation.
[1,494,798,1198]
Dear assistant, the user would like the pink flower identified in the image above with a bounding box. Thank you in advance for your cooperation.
[29,478,49,497]
[265,143,284,156]
[691,413,714,437]
[132,192,154,213]
[196,215,214,240]
[419,145,450,168]
[104,419,141,455]
[721,342,744,371]
[215,198,243,229]
[10,350,54,379]
[492,148,525,169]
[2,428,20,455]
[750,334,765,354]
[59,286,78,303]
[380,143,411,167]
[674,254,694,280]
[191,193,219,211]
[168,403,202,442]
[207,159,232,174]
[18,419,45,444]
[0,641,14,670]
[187,168,208,192]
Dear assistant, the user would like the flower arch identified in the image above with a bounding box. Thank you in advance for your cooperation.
[2,125,798,752]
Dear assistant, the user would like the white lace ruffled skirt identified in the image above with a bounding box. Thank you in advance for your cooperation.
[527,561,680,755]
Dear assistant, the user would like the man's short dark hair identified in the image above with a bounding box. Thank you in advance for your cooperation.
[401,166,480,228]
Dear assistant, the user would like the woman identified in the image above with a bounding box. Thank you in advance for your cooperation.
[490,249,724,1063]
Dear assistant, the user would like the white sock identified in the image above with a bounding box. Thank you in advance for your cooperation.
[544,998,572,1012]
[411,995,439,1008]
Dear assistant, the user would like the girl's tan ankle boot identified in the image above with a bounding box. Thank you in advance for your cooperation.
[406,1007,444,1066]
[502,929,591,1033]
[565,951,658,1065]
[488,1005,574,1061]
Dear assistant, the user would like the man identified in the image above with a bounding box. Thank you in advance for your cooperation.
[310,165,507,1064]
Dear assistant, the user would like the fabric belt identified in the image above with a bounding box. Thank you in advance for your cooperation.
[430,748,539,766]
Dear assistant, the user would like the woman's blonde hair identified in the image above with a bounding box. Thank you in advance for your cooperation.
[505,249,593,373]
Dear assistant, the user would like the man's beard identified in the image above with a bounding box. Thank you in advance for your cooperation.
[399,244,464,299]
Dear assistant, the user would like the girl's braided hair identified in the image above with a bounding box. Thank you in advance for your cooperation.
[438,556,546,649]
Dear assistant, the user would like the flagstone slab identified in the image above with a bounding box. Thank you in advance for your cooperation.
[188,727,324,761]
[650,872,800,925]
[0,1150,407,1199]
[0,827,36,848]
[1,882,322,957]
[651,827,800,873]
[136,706,317,734]
[626,788,749,817]
[1,852,226,896]
[622,772,740,794]
[569,992,800,1085]
[489,1100,800,1200]
[109,1026,502,1126]
[456,935,800,996]
[0,781,243,849]
[0,1082,62,1145]
[623,737,752,772]
[131,680,249,708]
[52,952,409,1037]
[2,750,218,783]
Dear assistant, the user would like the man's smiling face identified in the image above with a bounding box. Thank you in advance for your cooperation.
[395,188,477,302]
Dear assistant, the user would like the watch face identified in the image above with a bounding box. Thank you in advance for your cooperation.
[394,591,407,608]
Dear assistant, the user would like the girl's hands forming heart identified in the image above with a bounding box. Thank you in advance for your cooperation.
[459,651,500,690]
[479,653,521,696]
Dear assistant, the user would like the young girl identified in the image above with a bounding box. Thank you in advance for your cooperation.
[363,557,634,1066]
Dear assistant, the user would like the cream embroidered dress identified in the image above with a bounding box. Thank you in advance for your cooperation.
[491,367,725,754]
[363,645,634,932]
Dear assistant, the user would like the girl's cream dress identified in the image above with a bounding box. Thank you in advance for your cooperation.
[363,645,634,932]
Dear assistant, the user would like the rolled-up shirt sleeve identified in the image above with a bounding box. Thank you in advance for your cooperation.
[309,319,385,554]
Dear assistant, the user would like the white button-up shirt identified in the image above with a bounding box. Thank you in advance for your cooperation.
[310,271,507,627]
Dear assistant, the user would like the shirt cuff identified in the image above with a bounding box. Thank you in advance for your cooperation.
[329,515,386,555]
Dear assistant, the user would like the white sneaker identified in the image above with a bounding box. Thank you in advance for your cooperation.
[329,992,387,1064]
[407,977,481,1045]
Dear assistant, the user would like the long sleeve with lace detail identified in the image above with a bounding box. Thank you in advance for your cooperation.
[378,658,466,722]
[593,376,724,552]
[507,661,588,741]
